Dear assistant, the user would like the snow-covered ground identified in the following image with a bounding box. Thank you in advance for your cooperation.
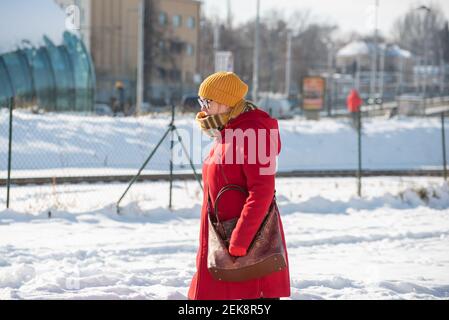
[1,177,448,300]
[0,109,448,179]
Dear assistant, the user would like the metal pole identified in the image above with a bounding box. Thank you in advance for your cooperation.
[213,23,220,52]
[423,10,429,110]
[416,6,432,109]
[169,105,175,209]
[116,125,171,213]
[252,0,260,102]
[174,127,203,191]
[327,42,333,117]
[398,55,404,95]
[379,45,385,106]
[357,110,362,197]
[285,29,292,98]
[136,0,144,115]
[226,0,232,29]
[213,23,220,72]
[442,112,447,181]
[355,54,361,91]
[370,0,379,103]
[440,48,445,98]
[6,97,14,209]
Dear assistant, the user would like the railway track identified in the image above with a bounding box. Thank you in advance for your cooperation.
[0,169,446,186]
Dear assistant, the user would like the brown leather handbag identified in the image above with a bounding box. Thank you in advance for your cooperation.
[207,184,287,282]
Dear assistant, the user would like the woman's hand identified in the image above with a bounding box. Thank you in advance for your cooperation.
[229,244,247,257]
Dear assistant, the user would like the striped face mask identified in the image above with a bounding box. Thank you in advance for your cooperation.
[195,100,256,138]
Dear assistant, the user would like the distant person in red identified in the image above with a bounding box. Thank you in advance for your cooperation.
[347,89,363,129]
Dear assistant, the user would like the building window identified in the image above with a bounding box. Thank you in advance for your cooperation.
[159,12,167,25]
[169,69,182,81]
[186,71,193,83]
[173,15,182,28]
[170,40,184,54]
[186,44,194,56]
[187,16,195,29]
[158,67,167,80]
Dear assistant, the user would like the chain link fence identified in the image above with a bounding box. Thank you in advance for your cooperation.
[1,97,448,209]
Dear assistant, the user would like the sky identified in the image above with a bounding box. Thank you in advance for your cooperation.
[0,0,448,53]
[202,0,449,36]
[0,0,66,53]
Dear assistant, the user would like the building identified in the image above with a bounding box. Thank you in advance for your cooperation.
[335,40,415,103]
[55,0,201,108]
[336,41,414,75]
[0,32,95,112]
[154,0,201,104]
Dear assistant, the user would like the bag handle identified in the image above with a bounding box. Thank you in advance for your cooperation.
[213,184,248,224]
[208,185,277,222]
[207,183,277,244]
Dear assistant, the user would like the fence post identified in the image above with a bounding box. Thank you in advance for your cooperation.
[169,104,175,210]
[442,112,447,181]
[6,97,14,209]
[357,110,362,197]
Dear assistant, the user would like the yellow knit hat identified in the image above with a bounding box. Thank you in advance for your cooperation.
[198,72,249,107]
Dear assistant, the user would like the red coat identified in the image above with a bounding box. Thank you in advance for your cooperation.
[188,108,291,300]
[347,89,363,113]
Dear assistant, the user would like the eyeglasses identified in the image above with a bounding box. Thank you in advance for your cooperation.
[198,97,212,110]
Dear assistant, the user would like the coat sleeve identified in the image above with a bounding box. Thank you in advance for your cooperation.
[229,123,279,253]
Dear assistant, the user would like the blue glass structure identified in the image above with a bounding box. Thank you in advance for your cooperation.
[0,31,95,112]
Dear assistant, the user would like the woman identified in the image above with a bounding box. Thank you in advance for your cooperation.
[188,72,291,300]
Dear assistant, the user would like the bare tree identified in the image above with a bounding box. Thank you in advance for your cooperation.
[198,17,215,78]
[442,21,449,63]
[198,8,337,98]
[392,3,446,65]
[291,22,338,89]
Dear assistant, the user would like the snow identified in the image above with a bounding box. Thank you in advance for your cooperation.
[337,41,371,57]
[1,108,448,300]
[1,109,448,179]
[387,44,412,59]
[0,177,448,300]
[337,41,412,58]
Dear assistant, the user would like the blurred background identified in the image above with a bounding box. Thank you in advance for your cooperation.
[1,0,449,189]
[1,1,449,300]
[1,0,448,113]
